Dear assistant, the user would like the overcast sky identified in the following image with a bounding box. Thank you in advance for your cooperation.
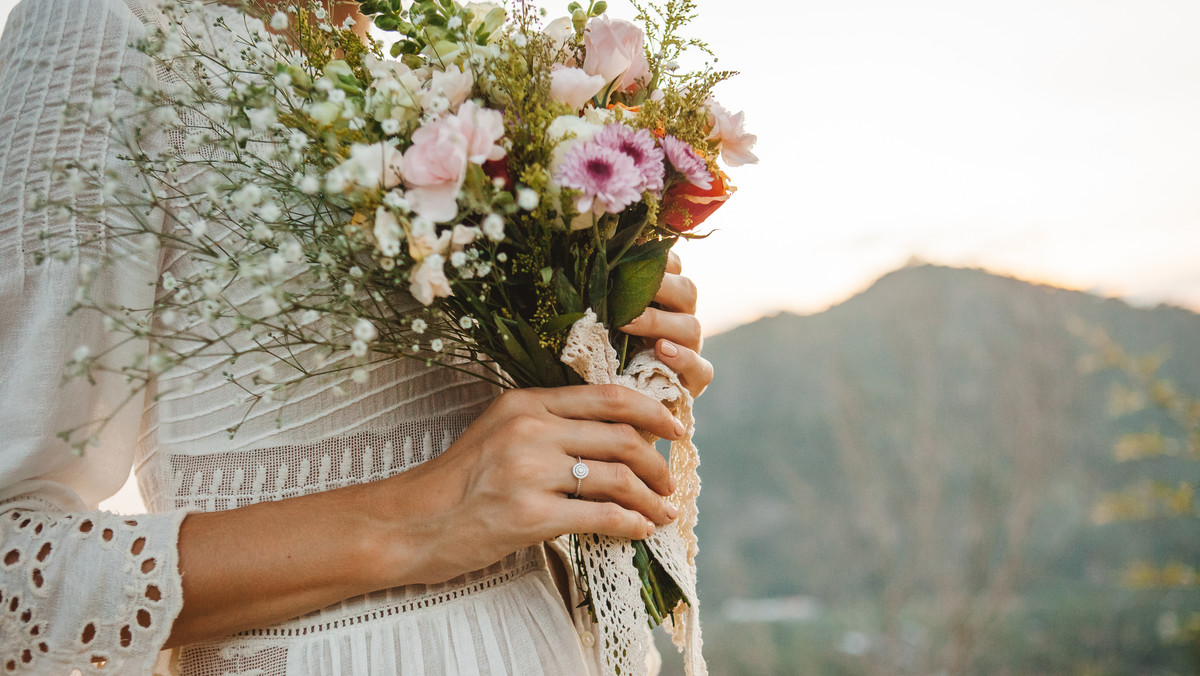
[3,0,1197,334]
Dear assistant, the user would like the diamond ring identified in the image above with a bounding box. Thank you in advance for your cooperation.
[572,457,589,497]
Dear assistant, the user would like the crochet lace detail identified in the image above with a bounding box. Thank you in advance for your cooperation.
[560,310,707,676]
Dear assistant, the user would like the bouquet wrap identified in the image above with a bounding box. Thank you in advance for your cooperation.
[561,310,705,676]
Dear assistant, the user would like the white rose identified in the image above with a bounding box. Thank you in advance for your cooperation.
[335,142,404,190]
[547,114,605,178]
[550,66,606,110]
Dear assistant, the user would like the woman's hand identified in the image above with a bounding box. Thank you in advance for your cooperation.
[378,385,683,586]
[170,385,681,645]
[619,251,714,398]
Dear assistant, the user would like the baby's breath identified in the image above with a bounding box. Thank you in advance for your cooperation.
[41,1,752,622]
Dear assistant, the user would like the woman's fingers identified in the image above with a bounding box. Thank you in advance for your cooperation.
[666,251,682,275]
[559,458,678,526]
[655,339,714,398]
[619,307,702,353]
[544,419,673,496]
[652,273,698,314]
[531,385,684,441]
[552,498,658,541]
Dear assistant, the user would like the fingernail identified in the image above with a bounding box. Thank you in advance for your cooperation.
[665,501,678,520]
[659,340,679,358]
[669,475,678,494]
[646,520,657,536]
[673,418,685,438]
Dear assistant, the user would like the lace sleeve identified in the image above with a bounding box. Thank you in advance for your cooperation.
[0,0,187,672]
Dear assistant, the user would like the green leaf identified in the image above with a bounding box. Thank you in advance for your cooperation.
[609,253,669,329]
[618,237,677,266]
[541,312,587,336]
[492,314,536,381]
[551,269,583,314]
[587,248,608,324]
[605,220,644,261]
[513,315,574,386]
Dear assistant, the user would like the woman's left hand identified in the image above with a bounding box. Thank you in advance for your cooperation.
[619,251,714,398]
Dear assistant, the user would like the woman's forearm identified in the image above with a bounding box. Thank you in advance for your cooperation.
[165,476,412,647]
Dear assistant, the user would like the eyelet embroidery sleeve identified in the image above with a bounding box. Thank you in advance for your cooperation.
[0,0,187,673]
[0,501,186,674]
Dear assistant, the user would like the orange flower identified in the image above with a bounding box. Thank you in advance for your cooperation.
[660,169,733,232]
[606,103,665,138]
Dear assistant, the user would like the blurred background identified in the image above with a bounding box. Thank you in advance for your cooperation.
[3,0,1198,672]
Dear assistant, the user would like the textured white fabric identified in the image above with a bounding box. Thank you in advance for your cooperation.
[0,1,595,674]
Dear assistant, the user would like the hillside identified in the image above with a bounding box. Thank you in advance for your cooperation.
[682,265,1200,675]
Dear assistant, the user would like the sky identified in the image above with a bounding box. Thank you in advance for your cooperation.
[667,0,1200,332]
[2,0,1196,335]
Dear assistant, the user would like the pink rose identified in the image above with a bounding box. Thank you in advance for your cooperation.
[707,98,759,167]
[456,100,506,164]
[583,16,651,93]
[550,65,606,110]
[402,101,505,223]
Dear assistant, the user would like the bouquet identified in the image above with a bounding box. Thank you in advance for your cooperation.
[40,0,756,672]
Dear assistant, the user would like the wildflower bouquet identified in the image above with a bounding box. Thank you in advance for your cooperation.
[41,0,755,671]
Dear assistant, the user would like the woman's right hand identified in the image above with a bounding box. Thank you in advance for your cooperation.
[378,385,683,586]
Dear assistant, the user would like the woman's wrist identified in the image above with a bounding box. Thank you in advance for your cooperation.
[352,466,444,591]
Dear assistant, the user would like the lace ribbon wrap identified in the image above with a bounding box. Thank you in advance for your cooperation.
[559,310,706,676]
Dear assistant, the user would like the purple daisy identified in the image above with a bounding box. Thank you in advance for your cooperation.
[556,141,643,214]
[662,135,713,190]
[593,123,665,193]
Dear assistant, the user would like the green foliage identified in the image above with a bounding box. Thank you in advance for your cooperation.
[358,0,503,60]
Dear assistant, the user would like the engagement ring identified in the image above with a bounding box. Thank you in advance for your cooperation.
[572,457,589,497]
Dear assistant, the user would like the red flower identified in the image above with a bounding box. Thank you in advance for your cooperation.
[483,157,510,189]
[660,169,733,232]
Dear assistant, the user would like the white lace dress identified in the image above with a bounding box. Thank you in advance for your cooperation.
[0,1,596,673]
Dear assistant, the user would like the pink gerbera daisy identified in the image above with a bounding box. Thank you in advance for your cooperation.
[556,142,643,214]
[593,123,665,193]
[662,135,713,190]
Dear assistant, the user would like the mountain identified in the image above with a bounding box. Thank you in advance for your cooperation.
[676,265,1200,675]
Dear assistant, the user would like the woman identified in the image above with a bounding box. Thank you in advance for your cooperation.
[0,0,714,673]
